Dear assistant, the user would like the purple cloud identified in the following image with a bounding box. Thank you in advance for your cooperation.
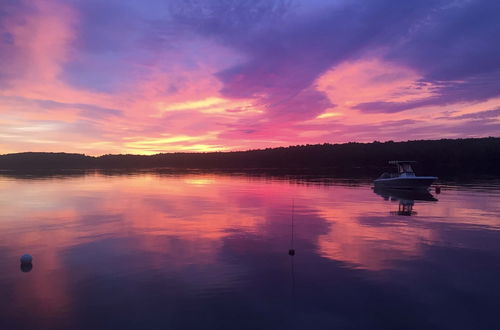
[386,0,500,81]
[0,96,123,119]
[162,0,500,120]
[354,72,500,113]
[209,0,436,118]
[356,0,500,113]
[451,107,500,120]
[433,107,500,121]
[50,0,500,117]
[0,0,36,88]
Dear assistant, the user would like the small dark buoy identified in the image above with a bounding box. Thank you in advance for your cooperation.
[20,254,33,273]
[288,249,295,256]
[435,186,441,194]
[20,254,33,264]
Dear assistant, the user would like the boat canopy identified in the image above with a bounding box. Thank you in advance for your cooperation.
[388,160,416,174]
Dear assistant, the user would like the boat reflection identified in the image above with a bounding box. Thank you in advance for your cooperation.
[373,187,438,216]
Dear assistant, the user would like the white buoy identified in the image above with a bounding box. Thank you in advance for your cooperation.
[20,254,33,264]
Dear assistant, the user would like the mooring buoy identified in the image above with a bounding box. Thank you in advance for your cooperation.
[20,254,33,264]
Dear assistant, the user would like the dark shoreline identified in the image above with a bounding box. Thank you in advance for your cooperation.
[1,137,499,178]
[1,167,499,182]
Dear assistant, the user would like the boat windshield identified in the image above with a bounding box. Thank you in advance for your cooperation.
[398,163,414,173]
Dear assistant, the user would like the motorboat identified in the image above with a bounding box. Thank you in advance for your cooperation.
[373,161,437,190]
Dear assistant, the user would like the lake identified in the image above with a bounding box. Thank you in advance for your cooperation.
[1,172,499,329]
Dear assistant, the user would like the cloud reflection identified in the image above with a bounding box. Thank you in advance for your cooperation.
[1,173,500,328]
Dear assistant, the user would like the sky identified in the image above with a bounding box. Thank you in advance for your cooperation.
[1,0,499,155]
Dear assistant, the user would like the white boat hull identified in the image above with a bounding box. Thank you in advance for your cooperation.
[373,176,437,189]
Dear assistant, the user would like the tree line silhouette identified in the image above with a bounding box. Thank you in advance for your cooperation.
[1,138,499,177]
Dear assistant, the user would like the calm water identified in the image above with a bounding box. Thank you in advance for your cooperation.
[1,172,500,330]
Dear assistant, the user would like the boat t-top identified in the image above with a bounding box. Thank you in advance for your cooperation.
[373,161,438,190]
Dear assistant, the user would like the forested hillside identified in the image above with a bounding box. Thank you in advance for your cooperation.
[1,138,499,176]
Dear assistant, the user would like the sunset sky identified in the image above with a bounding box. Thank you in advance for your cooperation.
[1,0,499,155]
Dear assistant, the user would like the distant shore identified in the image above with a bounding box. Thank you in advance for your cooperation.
[1,137,499,178]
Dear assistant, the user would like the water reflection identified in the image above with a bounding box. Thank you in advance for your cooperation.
[0,173,500,329]
[373,187,438,216]
[20,263,33,272]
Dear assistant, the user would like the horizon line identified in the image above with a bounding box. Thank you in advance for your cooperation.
[1,136,497,157]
